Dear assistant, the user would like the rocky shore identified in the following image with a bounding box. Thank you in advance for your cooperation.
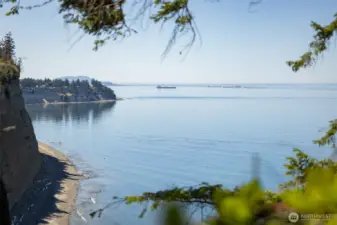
[11,142,82,225]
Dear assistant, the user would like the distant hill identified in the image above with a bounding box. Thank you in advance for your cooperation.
[58,76,118,86]
[101,81,119,86]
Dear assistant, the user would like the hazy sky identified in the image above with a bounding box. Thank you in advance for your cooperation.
[1,0,336,84]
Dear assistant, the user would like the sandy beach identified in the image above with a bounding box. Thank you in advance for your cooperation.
[11,142,82,225]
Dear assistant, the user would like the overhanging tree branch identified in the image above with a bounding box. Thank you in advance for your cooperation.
[0,0,208,57]
[287,13,337,72]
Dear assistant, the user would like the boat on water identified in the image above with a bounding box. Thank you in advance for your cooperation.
[221,85,242,88]
[156,85,176,89]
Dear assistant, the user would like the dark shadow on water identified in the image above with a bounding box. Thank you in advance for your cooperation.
[10,152,81,225]
[26,102,116,124]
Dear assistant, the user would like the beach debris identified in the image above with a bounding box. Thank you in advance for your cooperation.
[42,98,49,104]
[77,209,87,223]
[81,173,90,179]
[90,197,96,204]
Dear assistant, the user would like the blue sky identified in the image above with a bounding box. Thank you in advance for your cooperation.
[1,0,336,84]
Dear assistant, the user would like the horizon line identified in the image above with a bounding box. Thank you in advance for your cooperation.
[110,82,337,85]
[19,76,337,85]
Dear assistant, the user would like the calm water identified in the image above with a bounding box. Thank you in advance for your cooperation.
[26,84,337,225]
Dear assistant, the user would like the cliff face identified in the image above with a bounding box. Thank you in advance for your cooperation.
[0,79,42,209]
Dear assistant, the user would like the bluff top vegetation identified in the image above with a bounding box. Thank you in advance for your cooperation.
[0,32,22,86]
[1,1,337,224]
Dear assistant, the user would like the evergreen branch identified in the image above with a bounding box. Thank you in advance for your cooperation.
[286,14,337,72]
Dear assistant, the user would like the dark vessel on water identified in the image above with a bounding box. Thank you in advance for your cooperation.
[156,85,176,89]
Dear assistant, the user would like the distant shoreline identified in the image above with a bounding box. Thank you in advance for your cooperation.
[25,98,123,106]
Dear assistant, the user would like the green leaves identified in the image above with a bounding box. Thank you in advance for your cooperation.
[87,148,337,225]
[314,120,337,148]
[219,197,252,224]
[151,0,189,24]
[161,204,186,225]
[286,52,314,72]
[0,32,21,86]
[150,0,197,56]
[1,0,336,60]
[286,13,337,72]
[93,39,106,51]
[91,146,337,225]
[282,167,337,214]
[280,148,337,190]
[6,6,19,16]
[57,0,135,51]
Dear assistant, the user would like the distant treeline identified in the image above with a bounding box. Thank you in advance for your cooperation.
[20,78,104,89]
[20,77,116,99]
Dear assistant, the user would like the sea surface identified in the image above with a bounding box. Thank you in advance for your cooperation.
[26,84,337,225]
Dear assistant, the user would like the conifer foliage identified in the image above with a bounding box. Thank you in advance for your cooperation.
[0,32,21,86]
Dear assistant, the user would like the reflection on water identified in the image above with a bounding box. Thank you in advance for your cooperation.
[26,101,117,225]
[26,102,116,124]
